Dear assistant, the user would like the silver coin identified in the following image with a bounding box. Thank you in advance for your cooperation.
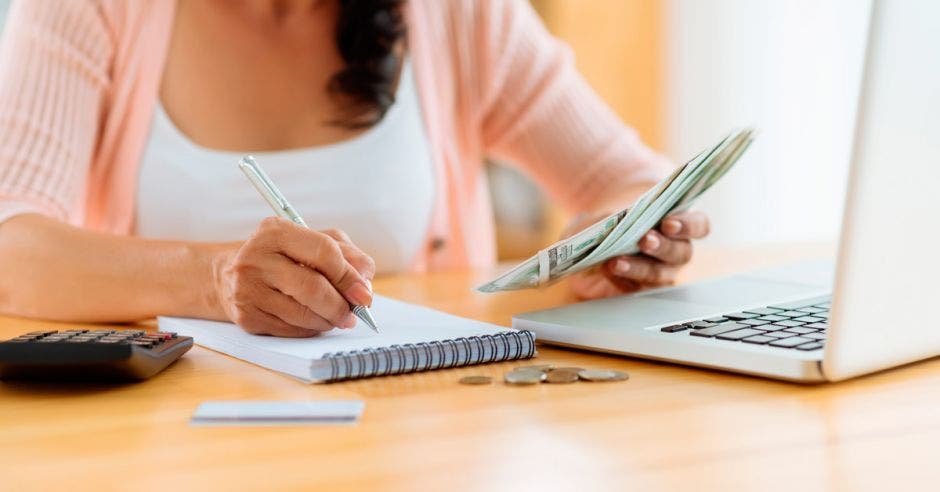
[544,369,580,384]
[516,364,554,372]
[510,367,549,378]
[552,366,585,373]
[459,375,494,385]
[504,370,545,385]
[578,369,630,382]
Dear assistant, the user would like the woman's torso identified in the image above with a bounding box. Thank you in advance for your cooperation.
[135,3,435,274]
[136,54,435,274]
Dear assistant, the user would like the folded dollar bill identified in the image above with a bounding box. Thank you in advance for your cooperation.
[476,128,755,293]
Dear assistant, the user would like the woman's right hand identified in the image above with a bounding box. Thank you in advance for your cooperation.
[211,217,376,337]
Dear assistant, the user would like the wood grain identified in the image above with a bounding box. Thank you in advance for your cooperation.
[3,244,939,491]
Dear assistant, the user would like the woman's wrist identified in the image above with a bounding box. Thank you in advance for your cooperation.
[176,241,238,321]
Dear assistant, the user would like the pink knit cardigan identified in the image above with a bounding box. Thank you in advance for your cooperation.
[0,0,670,270]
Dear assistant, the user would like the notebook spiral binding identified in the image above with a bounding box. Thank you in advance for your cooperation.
[323,331,536,382]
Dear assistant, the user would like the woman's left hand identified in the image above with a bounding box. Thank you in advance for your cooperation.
[568,210,710,300]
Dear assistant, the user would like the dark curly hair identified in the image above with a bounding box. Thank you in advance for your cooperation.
[329,0,407,128]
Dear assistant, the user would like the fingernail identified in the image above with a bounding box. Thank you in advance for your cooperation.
[644,233,660,252]
[664,219,682,236]
[614,259,631,275]
[365,279,373,292]
[341,312,357,329]
[347,282,372,307]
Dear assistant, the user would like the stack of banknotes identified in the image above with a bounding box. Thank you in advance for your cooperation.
[476,128,756,293]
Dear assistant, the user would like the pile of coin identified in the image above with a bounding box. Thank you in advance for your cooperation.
[458,364,629,386]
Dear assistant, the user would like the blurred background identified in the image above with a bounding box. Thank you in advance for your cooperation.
[0,0,873,260]
[496,0,872,259]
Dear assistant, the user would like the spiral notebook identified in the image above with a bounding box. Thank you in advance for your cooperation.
[159,295,536,383]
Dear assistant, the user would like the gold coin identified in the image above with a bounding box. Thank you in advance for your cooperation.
[544,369,579,384]
[459,375,493,385]
[504,370,545,385]
[578,369,630,382]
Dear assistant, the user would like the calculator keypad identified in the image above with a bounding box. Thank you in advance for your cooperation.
[6,330,178,348]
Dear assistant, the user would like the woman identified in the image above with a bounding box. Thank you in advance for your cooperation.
[0,0,709,337]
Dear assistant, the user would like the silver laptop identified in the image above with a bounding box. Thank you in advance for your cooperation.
[513,0,940,382]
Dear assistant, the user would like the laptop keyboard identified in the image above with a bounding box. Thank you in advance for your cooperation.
[660,295,831,351]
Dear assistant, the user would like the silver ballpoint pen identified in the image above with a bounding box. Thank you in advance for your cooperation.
[238,155,379,333]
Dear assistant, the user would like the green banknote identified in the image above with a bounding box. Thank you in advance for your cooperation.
[476,128,755,293]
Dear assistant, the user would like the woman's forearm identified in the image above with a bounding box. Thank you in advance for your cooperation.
[0,214,232,323]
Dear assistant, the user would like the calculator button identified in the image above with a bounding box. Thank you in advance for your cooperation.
[131,340,155,348]
[25,331,57,336]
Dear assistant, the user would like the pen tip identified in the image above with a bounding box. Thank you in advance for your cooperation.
[354,306,379,333]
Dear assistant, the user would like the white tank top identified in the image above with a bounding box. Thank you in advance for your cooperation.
[135,60,435,274]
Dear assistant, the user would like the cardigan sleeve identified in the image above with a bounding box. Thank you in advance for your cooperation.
[474,0,673,214]
[0,0,113,225]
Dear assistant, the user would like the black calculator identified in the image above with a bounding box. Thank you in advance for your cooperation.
[0,329,193,381]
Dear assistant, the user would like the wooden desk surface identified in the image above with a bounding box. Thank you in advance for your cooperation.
[3,244,940,491]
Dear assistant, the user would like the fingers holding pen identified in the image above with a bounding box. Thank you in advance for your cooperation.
[235,158,378,336]
[262,255,357,329]
[263,218,374,307]
[217,217,377,335]
[322,228,376,282]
